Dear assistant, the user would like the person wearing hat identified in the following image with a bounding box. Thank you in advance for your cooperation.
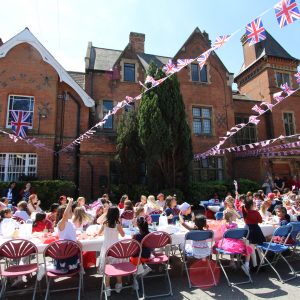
[156,193,165,209]
[178,202,194,222]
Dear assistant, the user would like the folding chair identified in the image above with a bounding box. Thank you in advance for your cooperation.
[0,239,39,300]
[100,239,141,300]
[216,228,252,286]
[183,230,216,288]
[286,222,300,258]
[43,240,84,300]
[150,214,160,224]
[215,212,223,220]
[141,231,173,299]
[256,225,296,283]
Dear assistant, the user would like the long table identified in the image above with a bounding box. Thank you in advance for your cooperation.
[0,222,275,253]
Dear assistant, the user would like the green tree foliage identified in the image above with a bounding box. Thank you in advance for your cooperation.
[138,62,193,189]
[116,110,145,185]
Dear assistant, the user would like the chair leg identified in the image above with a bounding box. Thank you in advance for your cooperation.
[141,274,145,300]
[78,274,81,300]
[45,277,51,300]
[165,264,173,296]
[0,277,7,300]
[207,259,217,286]
[81,273,84,296]
[217,255,231,286]
[184,261,192,288]
[32,275,38,300]
[280,253,297,281]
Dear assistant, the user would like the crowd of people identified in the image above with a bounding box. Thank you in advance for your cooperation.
[0,179,300,294]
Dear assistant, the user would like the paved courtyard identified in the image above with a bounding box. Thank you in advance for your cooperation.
[7,256,300,300]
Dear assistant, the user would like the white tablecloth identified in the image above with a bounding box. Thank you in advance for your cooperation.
[0,222,275,254]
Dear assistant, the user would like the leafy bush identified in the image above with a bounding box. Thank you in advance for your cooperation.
[188,178,261,206]
[0,180,76,210]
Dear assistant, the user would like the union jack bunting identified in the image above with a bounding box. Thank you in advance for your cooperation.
[162,60,178,75]
[280,82,295,95]
[273,91,285,102]
[10,110,31,138]
[249,115,260,125]
[213,35,231,49]
[176,58,193,70]
[251,104,265,115]
[274,0,300,28]
[196,49,212,70]
[245,17,266,46]
[260,102,274,110]
[294,72,300,84]
[145,75,159,86]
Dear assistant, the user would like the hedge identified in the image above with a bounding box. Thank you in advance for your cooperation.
[0,180,76,210]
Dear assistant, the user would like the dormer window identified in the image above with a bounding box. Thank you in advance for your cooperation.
[191,64,208,83]
[124,63,135,82]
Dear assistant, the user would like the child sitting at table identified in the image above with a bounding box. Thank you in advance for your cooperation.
[72,207,92,231]
[46,203,59,225]
[134,205,151,224]
[32,212,53,233]
[0,208,19,235]
[181,214,211,259]
[178,202,194,222]
[223,196,241,220]
[120,200,134,228]
[98,206,125,296]
[164,196,179,224]
[130,217,152,276]
[144,195,161,215]
[214,211,252,274]
[14,201,31,222]
[274,205,290,226]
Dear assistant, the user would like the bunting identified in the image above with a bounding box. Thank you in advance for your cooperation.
[245,17,266,46]
[274,0,300,28]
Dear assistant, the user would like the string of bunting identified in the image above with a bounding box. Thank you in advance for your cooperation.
[1,0,299,155]
[195,84,300,159]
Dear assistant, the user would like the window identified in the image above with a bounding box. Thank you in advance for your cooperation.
[276,72,290,87]
[192,107,212,135]
[0,153,37,182]
[193,157,224,181]
[191,64,208,83]
[6,95,34,128]
[235,115,257,145]
[283,113,295,136]
[124,63,135,82]
[103,100,114,129]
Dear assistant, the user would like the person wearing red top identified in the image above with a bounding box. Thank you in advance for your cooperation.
[118,194,128,209]
[234,193,246,212]
[242,197,266,269]
[32,212,53,233]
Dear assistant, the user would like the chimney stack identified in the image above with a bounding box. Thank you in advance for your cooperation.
[129,32,145,53]
[241,34,257,68]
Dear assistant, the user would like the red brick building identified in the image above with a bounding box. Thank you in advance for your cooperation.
[0,28,299,199]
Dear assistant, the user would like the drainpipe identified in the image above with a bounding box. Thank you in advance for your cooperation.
[88,161,94,200]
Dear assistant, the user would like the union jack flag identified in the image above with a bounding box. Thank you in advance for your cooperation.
[145,75,158,86]
[273,91,285,102]
[10,110,31,138]
[245,17,266,46]
[176,58,193,70]
[251,104,265,115]
[274,0,300,28]
[294,72,300,84]
[249,115,260,125]
[196,49,212,70]
[162,59,178,75]
[281,82,295,95]
[213,35,231,49]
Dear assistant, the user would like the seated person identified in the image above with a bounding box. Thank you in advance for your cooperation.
[207,193,223,213]
[164,196,179,224]
[32,212,53,233]
[178,202,194,222]
[120,200,134,227]
[14,201,31,221]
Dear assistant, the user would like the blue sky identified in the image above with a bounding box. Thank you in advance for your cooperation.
[0,0,299,77]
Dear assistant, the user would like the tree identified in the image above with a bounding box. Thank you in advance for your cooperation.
[116,109,145,185]
[138,62,193,189]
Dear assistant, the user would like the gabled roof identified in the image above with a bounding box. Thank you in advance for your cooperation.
[136,53,170,70]
[236,31,299,78]
[0,28,94,107]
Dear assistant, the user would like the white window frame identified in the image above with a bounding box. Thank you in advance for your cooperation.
[0,153,37,182]
[6,95,35,129]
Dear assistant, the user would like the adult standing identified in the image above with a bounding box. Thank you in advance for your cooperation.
[19,182,34,202]
[274,175,285,193]
[2,182,18,206]
[262,176,273,195]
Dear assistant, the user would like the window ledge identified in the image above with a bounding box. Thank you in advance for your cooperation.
[194,134,213,137]
[191,81,210,85]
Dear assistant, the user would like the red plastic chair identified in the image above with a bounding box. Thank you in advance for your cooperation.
[100,239,141,300]
[141,231,173,299]
[43,240,83,300]
[0,239,39,300]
